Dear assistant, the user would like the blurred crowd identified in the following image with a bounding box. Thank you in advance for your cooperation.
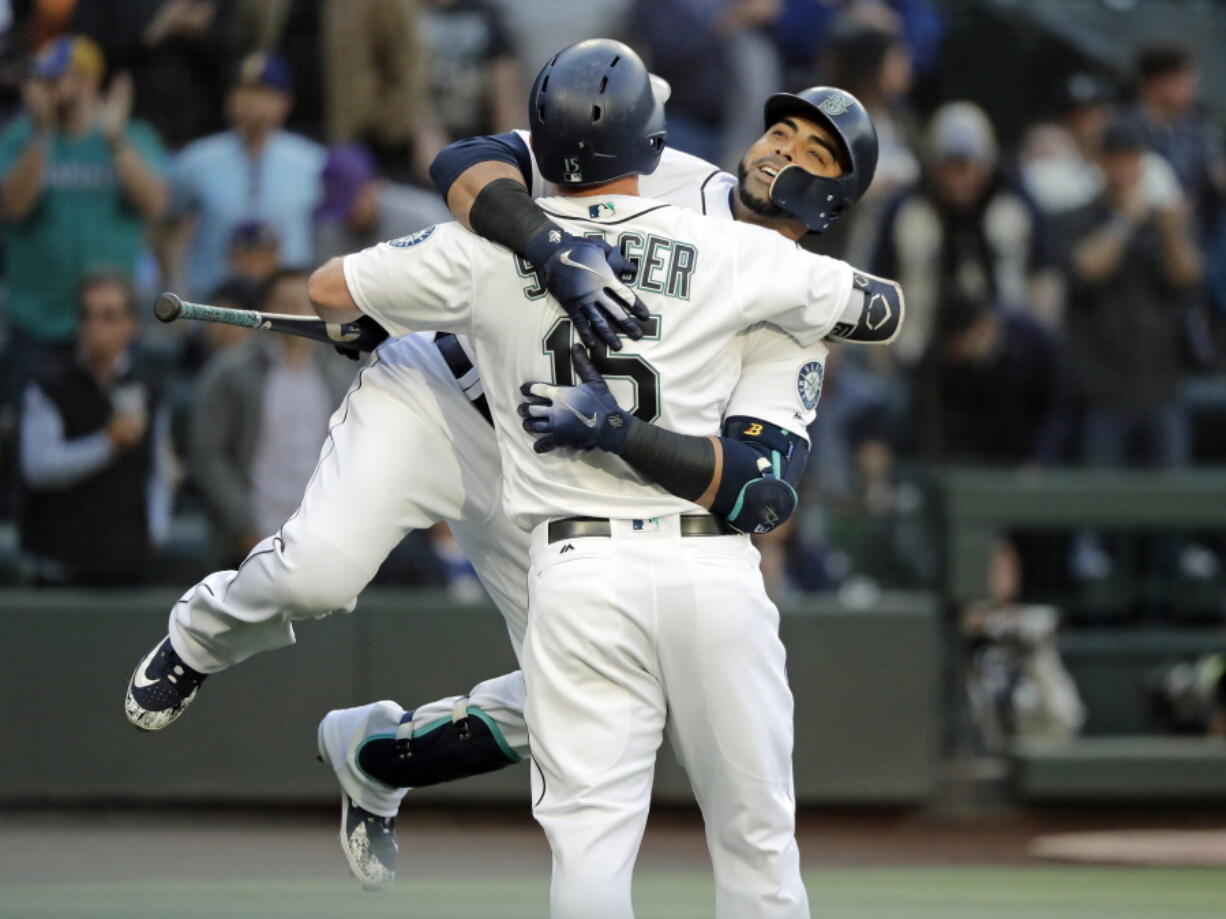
[0,0,1224,612]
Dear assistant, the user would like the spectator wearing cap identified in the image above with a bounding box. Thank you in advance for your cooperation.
[1021,72,1183,219]
[17,270,173,586]
[872,101,1056,366]
[1126,43,1225,243]
[163,51,324,299]
[226,218,281,283]
[0,35,169,406]
[313,143,450,261]
[1060,119,1202,468]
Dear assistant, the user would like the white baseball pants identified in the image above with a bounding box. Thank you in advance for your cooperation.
[168,333,530,672]
[523,516,809,919]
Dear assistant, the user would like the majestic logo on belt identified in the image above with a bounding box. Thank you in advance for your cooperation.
[818,92,853,117]
[797,361,824,411]
[387,225,436,248]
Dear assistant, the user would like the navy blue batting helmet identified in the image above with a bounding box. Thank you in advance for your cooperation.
[762,86,878,233]
[529,39,668,188]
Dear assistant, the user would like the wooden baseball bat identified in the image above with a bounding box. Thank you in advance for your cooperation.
[153,292,388,352]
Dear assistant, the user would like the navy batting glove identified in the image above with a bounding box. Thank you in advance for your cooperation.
[332,315,389,360]
[518,345,634,454]
[523,229,649,352]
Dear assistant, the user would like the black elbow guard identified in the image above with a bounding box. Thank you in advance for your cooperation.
[712,417,809,534]
[826,271,905,345]
[725,475,798,535]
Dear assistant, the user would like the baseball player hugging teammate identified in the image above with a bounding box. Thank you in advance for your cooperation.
[125,38,901,918]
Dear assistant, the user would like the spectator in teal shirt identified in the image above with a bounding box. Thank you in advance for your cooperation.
[0,35,168,403]
[164,53,325,300]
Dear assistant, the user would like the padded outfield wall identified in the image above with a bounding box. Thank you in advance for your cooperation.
[0,589,941,806]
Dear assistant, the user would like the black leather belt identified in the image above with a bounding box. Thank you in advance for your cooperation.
[547,515,737,543]
[434,332,493,426]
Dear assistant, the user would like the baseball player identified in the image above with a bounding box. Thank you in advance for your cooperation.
[311,85,889,892]
[307,39,901,918]
[122,42,893,899]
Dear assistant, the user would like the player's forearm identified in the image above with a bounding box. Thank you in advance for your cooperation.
[617,419,722,508]
[1,133,49,221]
[616,415,807,532]
[429,132,535,229]
[111,138,169,220]
[447,163,531,232]
[467,177,567,266]
[308,257,363,323]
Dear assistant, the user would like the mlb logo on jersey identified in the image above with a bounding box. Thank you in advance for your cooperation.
[588,201,617,219]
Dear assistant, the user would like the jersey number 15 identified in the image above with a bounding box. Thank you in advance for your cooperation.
[543,317,661,422]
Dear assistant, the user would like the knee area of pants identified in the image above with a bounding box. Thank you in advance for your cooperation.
[264,544,367,614]
[272,570,357,615]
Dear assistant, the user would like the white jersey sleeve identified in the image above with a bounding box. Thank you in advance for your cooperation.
[342,223,475,338]
[731,222,855,347]
[726,325,827,439]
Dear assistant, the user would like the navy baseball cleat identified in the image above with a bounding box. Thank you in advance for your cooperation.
[338,796,397,892]
[124,637,208,731]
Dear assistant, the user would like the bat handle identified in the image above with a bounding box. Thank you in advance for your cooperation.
[154,292,184,323]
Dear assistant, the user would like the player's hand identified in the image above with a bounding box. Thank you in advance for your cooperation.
[527,231,649,352]
[518,344,634,454]
[332,315,388,360]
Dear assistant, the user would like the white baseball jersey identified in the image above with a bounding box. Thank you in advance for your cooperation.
[449,132,831,440]
[165,145,836,675]
[343,195,854,529]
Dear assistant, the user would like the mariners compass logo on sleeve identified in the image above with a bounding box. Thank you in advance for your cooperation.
[797,361,824,411]
[387,225,437,248]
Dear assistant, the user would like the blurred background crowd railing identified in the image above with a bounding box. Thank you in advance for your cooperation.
[0,0,1225,789]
